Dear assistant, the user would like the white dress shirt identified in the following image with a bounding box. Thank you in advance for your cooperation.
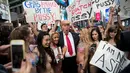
[63,32,76,57]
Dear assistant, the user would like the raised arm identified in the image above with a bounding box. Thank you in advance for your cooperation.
[117,7,125,31]
[117,14,125,31]
[105,7,115,35]
[29,23,39,36]
[49,20,60,35]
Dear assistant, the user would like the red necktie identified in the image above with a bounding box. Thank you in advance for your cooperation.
[66,34,73,55]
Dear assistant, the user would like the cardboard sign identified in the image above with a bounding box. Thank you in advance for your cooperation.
[90,41,130,73]
[23,1,60,24]
[119,0,130,19]
[92,0,116,12]
[92,0,116,22]
[66,0,93,23]
[93,0,130,20]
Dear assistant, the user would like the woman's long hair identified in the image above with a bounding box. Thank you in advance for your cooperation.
[80,28,92,45]
[90,27,102,42]
[106,25,120,44]
[50,32,59,45]
[10,25,30,41]
[79,28,92,60]
[37,31,55,71]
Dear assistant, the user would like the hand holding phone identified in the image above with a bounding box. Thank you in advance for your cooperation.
[10,40,25,72]
[17,53,33,73]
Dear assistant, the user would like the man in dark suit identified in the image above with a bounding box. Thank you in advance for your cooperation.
[119,30,130,73]
[58,20,79,73]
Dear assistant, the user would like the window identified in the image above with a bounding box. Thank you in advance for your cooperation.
[14,7,17,12]
[19,6,23,13]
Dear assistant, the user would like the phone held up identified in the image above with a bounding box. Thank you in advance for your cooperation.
[10,40,25,72]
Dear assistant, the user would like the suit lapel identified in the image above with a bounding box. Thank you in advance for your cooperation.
[59,31,64,48]
[71,32,76,46]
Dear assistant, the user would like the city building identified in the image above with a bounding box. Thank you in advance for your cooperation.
[9,0,25,27]
[0,0,11,24]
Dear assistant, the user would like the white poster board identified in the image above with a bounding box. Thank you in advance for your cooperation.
[92,0,130,21]
[92,0,116,12]
[22,1,60,24]
[66,0,93,23]
[90,41,130,73]
[119,0,130,19]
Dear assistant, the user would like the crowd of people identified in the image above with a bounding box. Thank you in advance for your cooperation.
[0,6,130,73]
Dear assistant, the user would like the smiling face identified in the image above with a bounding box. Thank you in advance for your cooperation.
[52,33,59,45]
[42,35,50,48]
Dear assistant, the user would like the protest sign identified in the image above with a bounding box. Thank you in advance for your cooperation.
[92,0,116,12]
[118,0,130,19]
[66,0,93,23]
[92,0,116,22]
[93,0,130,21]
[22,1,60,24]
[90,41,130,73]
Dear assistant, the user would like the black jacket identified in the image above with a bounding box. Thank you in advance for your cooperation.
[58,31,80,54]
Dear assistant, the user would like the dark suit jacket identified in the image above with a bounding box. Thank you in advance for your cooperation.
[58,31,80,54]
[119,30,130,51]
[119,64,130,73]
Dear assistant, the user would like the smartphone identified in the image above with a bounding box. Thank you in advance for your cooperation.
[10,40,25,72]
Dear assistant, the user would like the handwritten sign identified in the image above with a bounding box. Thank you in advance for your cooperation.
[92,0,116,12]
[23,1,60,24]
[90,41,130,73]
[66,0,93,23]
[119,0,130,19]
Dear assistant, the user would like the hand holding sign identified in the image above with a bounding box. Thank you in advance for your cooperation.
[110,6,115,13]
[109,6,116,16]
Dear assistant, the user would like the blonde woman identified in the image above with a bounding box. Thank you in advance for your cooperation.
[77,28,92,73]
